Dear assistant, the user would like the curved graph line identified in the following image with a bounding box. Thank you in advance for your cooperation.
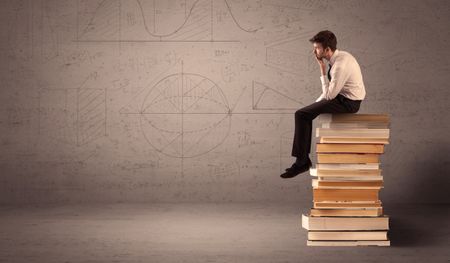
[136,0,205,38]
[223,0,259,33]
[80,0,259,40]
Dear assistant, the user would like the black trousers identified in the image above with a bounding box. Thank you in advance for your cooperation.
[291,94,362,162]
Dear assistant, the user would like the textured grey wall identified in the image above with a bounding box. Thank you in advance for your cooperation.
[1,0,449,204]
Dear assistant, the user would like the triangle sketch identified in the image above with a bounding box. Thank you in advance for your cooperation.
[252,81,304,110]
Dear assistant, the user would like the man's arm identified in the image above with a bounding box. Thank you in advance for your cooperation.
[319,62,348,100]
[314,53,328,102]
[315,94,324,102]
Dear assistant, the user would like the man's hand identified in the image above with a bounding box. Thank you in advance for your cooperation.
[313,50,327,76]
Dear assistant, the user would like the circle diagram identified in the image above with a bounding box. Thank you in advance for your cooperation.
[139,73,231,158]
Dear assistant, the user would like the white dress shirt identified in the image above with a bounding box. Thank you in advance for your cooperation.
[315,49,366,102]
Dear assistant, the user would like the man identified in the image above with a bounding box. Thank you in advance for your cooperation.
[280,30,366,179]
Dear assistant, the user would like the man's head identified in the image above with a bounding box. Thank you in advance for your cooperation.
[310,30,337,61]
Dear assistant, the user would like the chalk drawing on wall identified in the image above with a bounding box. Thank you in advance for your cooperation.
[263,0,331,11]
[252,81,304,110]
[264,32,316,76]
[39,85,107,147]
[7,0,59,61]
[76,0,259,43]
[120,65,232,158]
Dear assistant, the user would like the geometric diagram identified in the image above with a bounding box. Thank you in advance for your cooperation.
[252,81,304,110]
[120,72,231,158]
[39,88,107,146]
[76,0,259,43]
[7,0,59,61]
[265,32,315,75]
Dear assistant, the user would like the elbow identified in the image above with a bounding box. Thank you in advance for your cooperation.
[324,94,335,101]
[324,92,339,100]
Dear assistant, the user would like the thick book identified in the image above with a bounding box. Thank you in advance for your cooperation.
[310,208,383,217]
[317,153,380,164]
[313,189,379,202]
[308,231,388,241]
[312,179,383,189]
[316,128,390,139]
[316,143,384,154]
[307,240,390,246]
[301,214,389,231]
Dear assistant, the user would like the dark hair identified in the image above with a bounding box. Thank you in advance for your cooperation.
[309,30,337,51]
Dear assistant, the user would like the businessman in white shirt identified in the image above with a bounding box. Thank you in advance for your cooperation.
[281,30,366,178]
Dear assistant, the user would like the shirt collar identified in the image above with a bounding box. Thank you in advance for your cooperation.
[329,49,339,66]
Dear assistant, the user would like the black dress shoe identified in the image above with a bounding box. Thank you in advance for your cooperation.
[280,160,312,179]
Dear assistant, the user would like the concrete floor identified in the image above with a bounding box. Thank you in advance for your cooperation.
[0,203,448,263]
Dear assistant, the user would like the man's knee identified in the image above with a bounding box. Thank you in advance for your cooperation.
[295,109,313,120]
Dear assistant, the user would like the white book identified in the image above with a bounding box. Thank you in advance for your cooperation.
[307,240,390,246]
[302,214,389,231]
[321,122,389,129]
[316,113,390,124]
[308,231,388,241]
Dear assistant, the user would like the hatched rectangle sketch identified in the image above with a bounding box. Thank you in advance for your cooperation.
[77,88,107,145]
[76,0,260,43]
[6,0,59,61]
[39,88,107,146]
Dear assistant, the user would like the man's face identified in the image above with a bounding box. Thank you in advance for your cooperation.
[313,42,326,59]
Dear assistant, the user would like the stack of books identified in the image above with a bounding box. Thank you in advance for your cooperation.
[302,113,391,246]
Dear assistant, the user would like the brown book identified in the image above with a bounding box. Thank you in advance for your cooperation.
[316,128,390,138]
[308,231,388,241]
[302,214,389,230]
[311,168,382,177]
[313,189,379,202]
[317,153,380,164]
[310,208,383,217]
[316,143,384,154]
[307,240,390,246]
[319,137,389,144]
[314,201,382,209]
[315,163,380,170]
[312,179,383,189]
[318,177,383,181]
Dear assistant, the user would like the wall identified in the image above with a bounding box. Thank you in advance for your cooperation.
[1,0,449,204]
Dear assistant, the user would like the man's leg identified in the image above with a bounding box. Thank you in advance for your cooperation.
[282,95,361,178]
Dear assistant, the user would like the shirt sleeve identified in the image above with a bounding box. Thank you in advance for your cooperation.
[315,94,324,102]
[319,62,348,100]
